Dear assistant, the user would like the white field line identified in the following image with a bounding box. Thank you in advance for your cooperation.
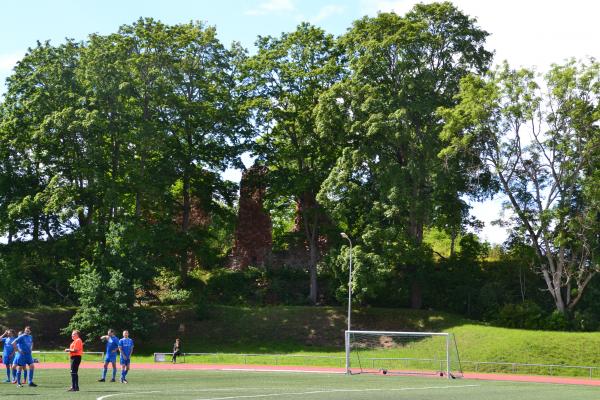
[194,385,480,400]
[96,388,284,400]
[97,391,162,400]
[97,385,479,400]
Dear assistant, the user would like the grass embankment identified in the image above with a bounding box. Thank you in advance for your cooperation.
[2,305,600,376]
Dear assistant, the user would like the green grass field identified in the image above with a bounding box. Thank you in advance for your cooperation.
[1,369,600,400]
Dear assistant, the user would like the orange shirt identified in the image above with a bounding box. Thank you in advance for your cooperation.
[69,338,84,357]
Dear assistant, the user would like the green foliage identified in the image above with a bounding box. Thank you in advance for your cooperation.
[64,260,143,341]
[0,8,597,334]
[439,59,600,313]
[154,268,192,305]
[205,267,316,306]
[247,22,345,303]
[0,256,28,307]
[496,301,545,329]
[317,2,493,309]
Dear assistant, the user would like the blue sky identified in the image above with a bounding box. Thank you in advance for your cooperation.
[1,0,598,243]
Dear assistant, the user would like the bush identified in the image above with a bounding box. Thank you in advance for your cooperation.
[205,267,317,306]
[205,268,264,305]
[495,301,544,329]
[64,260,145,341]
[543,310,571,331]
[572,309,600,331]
[154,268,192,305]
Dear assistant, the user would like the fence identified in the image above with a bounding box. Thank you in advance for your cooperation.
[32,351,105,363]
[460,360,600,379]
[152,352,600,379]
[154,352,347,368]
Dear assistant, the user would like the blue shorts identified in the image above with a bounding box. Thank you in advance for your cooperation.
[14,353,34,366]
[120,356,131,366]
[3,354,14,366]
[104,352,117,363]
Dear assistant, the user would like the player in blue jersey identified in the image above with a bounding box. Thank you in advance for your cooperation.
[118,330,134,383]
[12,326,37,387]
[1,329,17,383]
[11,330,25,384]
[98,329,119,382]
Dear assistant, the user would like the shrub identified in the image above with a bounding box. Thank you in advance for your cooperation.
[543,310,571,331]
[572,309,600,331]
[205,268,263,305]
[495,301,544,329]
[64,260,145,341]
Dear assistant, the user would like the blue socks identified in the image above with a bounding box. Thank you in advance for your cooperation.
[28,368,33,384]
[102,367,107,380]
[112,368,117,380]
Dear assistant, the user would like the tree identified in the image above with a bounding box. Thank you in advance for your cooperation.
[247,23,344,303]
[162,21,250,282]
[439,59,600,313]
[317,2,492,308]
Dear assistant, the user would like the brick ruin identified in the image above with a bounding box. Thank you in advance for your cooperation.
[229,164,272,270]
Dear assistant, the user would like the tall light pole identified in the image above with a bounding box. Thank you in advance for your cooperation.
[341,232,353,374]
[341,232,353,332]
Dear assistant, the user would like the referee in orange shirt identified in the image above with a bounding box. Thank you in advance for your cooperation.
[65,330,83,392]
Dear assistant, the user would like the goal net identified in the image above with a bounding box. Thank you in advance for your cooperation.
[345,330,463,379]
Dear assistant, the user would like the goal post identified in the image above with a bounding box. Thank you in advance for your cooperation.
[345,330,462,379]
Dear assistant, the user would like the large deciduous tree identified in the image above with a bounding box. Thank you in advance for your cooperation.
[317,2,492,308]
[247,23,344,304]
[439,60,600,313]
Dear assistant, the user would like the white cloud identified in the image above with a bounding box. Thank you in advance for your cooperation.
[310,4,345,23]
[469,198,510,245]
[359,0,600,72]
[359,0,432,16]
[0,52,24,96]
[245,0,295,16]
[0,52,22,70]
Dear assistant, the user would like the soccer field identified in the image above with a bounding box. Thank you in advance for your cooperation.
[1,369,600,400]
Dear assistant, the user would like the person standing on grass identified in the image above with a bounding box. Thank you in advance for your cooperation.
[172,338,182,364]
[64,330,83,392]
[118,330,134,383]
[98,329,119,382]
[11,330,25,384]
[1,329,16,383]
[12,326,37,387]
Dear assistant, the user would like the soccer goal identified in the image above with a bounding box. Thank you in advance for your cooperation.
[345,330,463,379]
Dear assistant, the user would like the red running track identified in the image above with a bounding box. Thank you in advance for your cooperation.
[37,362,600,387]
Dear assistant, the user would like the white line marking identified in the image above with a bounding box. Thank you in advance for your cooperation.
[96,388,277,400]
[97,391,162,400]
[97,385,479,400]
[194,385,480,400]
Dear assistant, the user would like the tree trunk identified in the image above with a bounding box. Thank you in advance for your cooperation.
[299,192,320,305]
[410,280,423,309]
[408,184,424,309]
[308,237,318,304]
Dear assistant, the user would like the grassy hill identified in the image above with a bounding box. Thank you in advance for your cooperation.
[2,305,600,375]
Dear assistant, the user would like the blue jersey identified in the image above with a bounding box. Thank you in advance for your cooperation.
[14,334,33,355]
[105,335,119,355]
[118,338,134,357]
[1,337,16,358]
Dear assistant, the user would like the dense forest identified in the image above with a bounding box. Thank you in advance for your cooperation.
[0,2,598,338]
